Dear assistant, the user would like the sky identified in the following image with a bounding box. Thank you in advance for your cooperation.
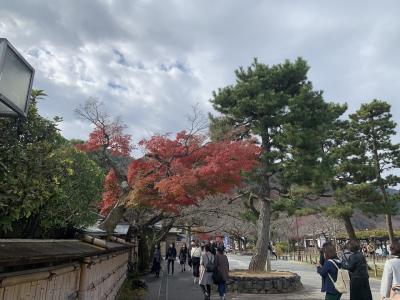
[1,0,400,143]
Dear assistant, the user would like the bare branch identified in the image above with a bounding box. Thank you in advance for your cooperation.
[186,103,209,135]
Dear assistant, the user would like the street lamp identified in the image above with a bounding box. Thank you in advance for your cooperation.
[0,38,35,118]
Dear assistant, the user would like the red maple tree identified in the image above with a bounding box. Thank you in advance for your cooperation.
[77,120,259,216]
[76,123,132,156]
[100,168,120,215]
[127,131,260,211]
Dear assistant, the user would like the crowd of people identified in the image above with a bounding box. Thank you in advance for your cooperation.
[316,239,400,300]
[152,238,400,300]
[151,240,229,300]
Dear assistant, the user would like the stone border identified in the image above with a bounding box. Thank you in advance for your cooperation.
[226,271,303,294]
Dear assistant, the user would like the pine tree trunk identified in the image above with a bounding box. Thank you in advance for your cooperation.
[372,143,395,244]
[342,215,357,241]
[386,214,395,244]
[248,199,271,272]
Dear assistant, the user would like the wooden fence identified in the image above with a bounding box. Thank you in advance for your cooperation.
[0,239,132,300]
[0,263,80,300]
[282,251,385,277]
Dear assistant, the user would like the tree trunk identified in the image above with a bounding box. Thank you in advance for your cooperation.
[386,214,395,244]
[138,232,151,272]
[372,141,395,244]
[248,199,271,272]
[342,215,357,241]
[22,213,40,238]
[99,203,126,233]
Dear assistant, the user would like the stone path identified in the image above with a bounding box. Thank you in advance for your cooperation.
[144,263,221,300]
[144,254,382,300]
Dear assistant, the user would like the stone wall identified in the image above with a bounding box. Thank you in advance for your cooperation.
[226,272,303,294]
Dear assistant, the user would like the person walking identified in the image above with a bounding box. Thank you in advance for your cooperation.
[380,241,400,299]
[191,241,202,283]
[214,246,229,300]
[166,243,177,276]
[152,245,162,278]
[210,240,217,256]
[268,243,278,260]
[319,242,332,291]
[187,243,193,272]
[343,240,372,300]
[367,241,375,258]
[341,243,352,266]
[199,243,214,300]
[179,243,188,272]
[316,243,342,300]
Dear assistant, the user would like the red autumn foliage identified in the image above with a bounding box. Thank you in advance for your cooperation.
[100,169,120,215]
[127,131,260,211]
[76,123,132,156]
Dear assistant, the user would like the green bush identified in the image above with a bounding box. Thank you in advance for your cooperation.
[275,241,289,256]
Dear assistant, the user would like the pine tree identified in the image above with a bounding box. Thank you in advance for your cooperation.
[349,99,400,243]
[210,58,346,271]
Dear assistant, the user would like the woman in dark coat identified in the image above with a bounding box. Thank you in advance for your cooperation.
[343,240,372,300]
[179,243,188,272]
[152,245,162,278]
[214,246,229,300]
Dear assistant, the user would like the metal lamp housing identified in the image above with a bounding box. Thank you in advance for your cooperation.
[0,38,35,117]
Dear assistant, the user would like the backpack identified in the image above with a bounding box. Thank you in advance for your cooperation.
[205,253,215,272]
[328,259,350,294]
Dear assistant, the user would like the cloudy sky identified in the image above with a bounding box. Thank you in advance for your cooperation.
[1,0,400,143]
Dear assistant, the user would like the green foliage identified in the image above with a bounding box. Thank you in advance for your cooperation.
[275,241,289,255]
[38,145,104,232]
[336,229,400,240]
[0,96,64,234]
[211,57,347,192]
[349,99,400,215]
[272,186,320,216]
[0,91,104,237]
[322,100,400,241]
[210,58,346,271]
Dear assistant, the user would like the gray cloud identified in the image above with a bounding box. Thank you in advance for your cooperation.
[1,0,399,143]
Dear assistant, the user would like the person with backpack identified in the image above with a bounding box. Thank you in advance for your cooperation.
[179,243,188,272]
[214,246,229,300]
[166,243,177,276]
[191,241,202,283]
[199,243,214,300]
[342,240,372,300]
[316,243,344,300]
[380,241,400,299]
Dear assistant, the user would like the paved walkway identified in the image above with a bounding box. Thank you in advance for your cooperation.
[144,254,382,300]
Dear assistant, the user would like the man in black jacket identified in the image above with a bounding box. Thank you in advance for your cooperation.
[166,243,177,275]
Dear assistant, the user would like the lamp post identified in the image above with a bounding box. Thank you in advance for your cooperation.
[0,38,35,118]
